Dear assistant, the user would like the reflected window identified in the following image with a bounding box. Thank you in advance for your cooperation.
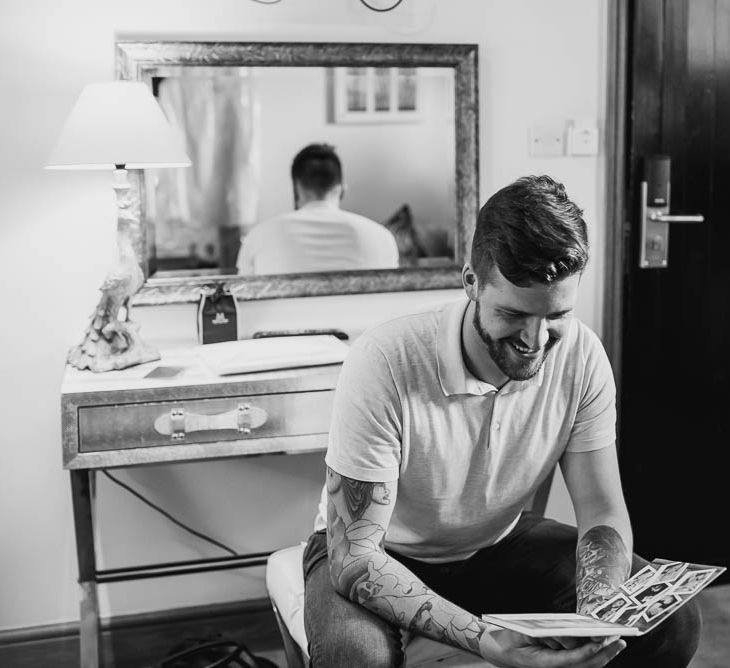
[397,68,417,111]
[345,68,367,111]
[374,67,391,111]
[333,66,420,123]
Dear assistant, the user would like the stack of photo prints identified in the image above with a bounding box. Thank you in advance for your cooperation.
[482,559,726,638]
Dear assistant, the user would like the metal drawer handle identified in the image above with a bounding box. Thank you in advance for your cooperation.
[154,404,268,440]
[238,404,255,434]
[170,408,186,441]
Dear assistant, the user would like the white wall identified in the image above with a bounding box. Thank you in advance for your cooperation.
[0,0,604,630]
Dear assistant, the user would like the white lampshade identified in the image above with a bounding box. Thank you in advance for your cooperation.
[45,81,191,170]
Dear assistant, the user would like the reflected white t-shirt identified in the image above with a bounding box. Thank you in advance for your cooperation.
[314,299,617,563]
[237,200,399,275]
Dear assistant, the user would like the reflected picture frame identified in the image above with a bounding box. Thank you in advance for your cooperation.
[332,66,420,124]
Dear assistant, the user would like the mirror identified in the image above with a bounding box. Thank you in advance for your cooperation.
[116,41,478,305]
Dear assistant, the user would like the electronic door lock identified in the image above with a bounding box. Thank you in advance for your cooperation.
[640,155,704,268]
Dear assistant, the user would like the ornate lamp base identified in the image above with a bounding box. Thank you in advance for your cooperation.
[67,317,160,372]
[68,168,160,373]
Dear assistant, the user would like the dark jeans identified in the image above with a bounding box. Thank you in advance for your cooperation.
[303,512,701,667]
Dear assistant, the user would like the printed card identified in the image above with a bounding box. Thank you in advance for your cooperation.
[483,559,725,638]
[481,613,641,638]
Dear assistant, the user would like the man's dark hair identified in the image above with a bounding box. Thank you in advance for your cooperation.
[291,143,342,198]
[470,175,589,286]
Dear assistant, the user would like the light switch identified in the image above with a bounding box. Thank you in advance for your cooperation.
[566,120,599,156]
[528,124,565,157]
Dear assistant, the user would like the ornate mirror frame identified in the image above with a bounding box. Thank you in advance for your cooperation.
[116,41,479,305]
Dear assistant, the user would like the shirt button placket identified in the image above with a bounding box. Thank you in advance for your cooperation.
[491,394,500,442]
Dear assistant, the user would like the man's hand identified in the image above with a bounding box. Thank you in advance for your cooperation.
[479,628,626,667]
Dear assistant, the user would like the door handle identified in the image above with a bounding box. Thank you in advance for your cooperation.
[648,213,704,223]
[640,155,704,268]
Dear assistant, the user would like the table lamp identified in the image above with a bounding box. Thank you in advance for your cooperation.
[46,81,190,372]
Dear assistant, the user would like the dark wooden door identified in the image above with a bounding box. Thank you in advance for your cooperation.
[620,0,729,578]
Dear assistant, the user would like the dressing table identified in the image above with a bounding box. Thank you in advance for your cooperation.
[61,348,341,668]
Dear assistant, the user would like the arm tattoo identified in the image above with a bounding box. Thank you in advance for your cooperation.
[326,466,391,521]
[576,525,631,614]
[325,467,485,655]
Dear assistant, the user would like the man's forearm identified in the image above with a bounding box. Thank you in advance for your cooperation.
[330,527,487,655]
[575,524,631,614]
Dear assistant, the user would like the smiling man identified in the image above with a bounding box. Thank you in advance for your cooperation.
[303,176,701,667]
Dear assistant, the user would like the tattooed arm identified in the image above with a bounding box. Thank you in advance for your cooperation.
[561,446,633,615]
[326,466,490,656]
[326,466,624,666]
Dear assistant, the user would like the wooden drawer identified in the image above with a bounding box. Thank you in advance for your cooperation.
[77,390,334,452]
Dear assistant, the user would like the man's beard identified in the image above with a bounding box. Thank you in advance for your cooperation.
[473,302,557,381]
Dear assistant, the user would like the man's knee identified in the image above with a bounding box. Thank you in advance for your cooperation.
[307,618,405,668]
[654,596,702,666]
[304,552,405,668]
[619,596,702,667]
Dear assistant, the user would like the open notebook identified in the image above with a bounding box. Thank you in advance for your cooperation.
[483,559,725,638]
[197,335,350,376]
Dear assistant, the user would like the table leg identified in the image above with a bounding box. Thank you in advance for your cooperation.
[71,470,99,668]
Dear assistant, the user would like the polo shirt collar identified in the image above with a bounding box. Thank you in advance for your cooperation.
[300,199,339,211]
[436,299,544,397]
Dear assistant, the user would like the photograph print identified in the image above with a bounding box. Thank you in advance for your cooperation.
[621,564,657,595]
[655,561,688,583]
[612,605,641,626]
[674,569,717,595]
[593,593,634,623]
[632,581,670,605]
[643,594,683,622]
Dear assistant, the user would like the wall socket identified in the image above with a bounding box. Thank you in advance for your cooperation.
[528,124,565,157]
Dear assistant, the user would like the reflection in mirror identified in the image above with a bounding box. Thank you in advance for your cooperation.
[237,142,401,276]
[148,66,456,278]
[116,41,478,304]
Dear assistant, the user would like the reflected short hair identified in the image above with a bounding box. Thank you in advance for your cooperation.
[470,175,589,286]
[291,143,342,197]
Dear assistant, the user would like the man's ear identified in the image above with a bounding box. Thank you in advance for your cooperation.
[338,182,346,201]
[462,263,478,301]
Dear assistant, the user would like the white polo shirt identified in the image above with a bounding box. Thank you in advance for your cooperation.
[237,200,399,275]
[314,298,616,564]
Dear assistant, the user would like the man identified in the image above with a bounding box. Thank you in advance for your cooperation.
[303,176,701,667]
[237,143,399,275]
